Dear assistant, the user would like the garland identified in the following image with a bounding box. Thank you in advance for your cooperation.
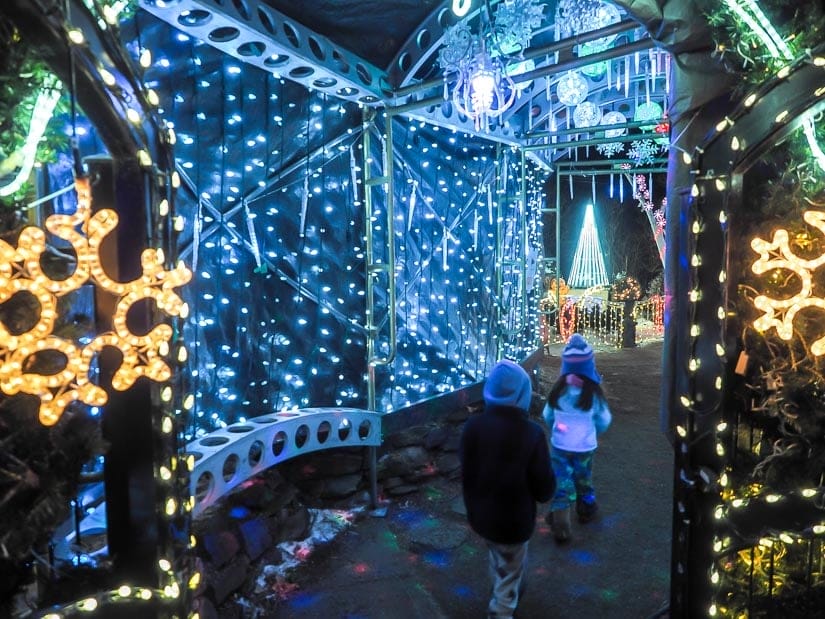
[0,15,68,208]
[705,0,825,87]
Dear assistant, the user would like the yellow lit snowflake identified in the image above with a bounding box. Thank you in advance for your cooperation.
[750,210,825,356]
[0,176,191,425]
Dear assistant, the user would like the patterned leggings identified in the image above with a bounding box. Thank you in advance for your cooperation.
[486,540,528,618]
[549,447,596,511]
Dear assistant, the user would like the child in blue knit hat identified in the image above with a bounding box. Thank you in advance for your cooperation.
[543,333,612,543]
[460,359,555,618]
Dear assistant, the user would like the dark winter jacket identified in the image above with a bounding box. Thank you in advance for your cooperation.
[459,404,555,544]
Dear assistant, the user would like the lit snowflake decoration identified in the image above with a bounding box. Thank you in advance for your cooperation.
[628,139,664,165]
[654,209,666,232]
[751,210,825,356]
[494,0,546,54]
[556,0,619,42]
[596,141,625,158]
[438,21,474,73]
[0,176,191,425]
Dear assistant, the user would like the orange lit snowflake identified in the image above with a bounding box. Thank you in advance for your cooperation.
[0,176,191,425]
[751,210,825,356]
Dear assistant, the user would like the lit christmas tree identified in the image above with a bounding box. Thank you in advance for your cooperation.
[568,203,609,288]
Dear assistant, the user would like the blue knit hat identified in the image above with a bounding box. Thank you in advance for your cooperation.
[561,333,601,384]
[483,359,532,411]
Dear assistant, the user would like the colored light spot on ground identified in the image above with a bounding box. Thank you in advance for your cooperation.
[596,513,624,531]
[287,591,322,610]
[421,517,440,529]
[599,588,618,601]
[393,508,427,527]
[533,566,549,576]
[380,530,399,550]
[353,562,370,575]
[568,583,593,598]
[452,584,475,599]
[423,550,451,568]
[425,485,442,500]
[228,505,250,519]
[459,545,478,558]
[569,549,598,566]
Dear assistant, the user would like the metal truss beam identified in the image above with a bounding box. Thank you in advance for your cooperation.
[139,0,389,106]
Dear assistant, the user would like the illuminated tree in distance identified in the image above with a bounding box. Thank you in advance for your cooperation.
[568,203,609,288]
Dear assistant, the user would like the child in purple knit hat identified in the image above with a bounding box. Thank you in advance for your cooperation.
[542,333,612,543]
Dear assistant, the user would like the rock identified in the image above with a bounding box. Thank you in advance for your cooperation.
[206,553,250,606]
[424,426,450,450]
[447,405,477,423]
[408,522,467,553]
[440,430,462,453]
[276,506,310,542]
[201,530,240,568]
[435,453,461,475]
[320,473,363,499]
[305,450,365,477]
[385,484,419,496]
[404,465,439,483]
[388,425,433,448]
[381,476,405,489]
[238,517,273,561]
[262,483,298,514]
[376,446,430,479]
[230,478,273,510]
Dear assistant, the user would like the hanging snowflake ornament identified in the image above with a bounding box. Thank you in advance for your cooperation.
[493,0,546,54]
[628,139,663,165]
[654,209,666,232]
[556,0,620,43]
[438,21,475,73]
[596,141,625,157]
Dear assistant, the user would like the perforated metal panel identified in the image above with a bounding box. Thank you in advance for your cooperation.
[139,0,389,105]
[187,407,382,517]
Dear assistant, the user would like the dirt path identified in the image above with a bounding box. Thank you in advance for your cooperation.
[268,341,672,618]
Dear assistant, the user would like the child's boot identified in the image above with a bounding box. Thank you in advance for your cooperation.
[549,508,571,544]
[576,497,598,523]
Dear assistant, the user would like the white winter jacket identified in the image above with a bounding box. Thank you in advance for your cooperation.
[542,386,612,453]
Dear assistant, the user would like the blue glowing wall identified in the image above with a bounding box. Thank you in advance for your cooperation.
[123,14,545,435]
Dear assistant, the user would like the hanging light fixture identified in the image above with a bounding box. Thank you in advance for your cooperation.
[438,0,545,131]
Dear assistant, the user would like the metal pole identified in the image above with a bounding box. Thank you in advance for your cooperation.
[524,132,664,151]
[520,148,529,347]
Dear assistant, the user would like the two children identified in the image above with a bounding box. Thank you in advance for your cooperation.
[543,333,613,543]
[459,333,611,616]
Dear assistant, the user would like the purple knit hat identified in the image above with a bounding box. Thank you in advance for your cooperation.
[560,333,601,384]
[483,359,532,411]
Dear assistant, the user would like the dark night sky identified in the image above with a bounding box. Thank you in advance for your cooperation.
[543,172,665,292]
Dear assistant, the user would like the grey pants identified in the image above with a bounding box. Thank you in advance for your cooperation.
[486,540,528,618]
